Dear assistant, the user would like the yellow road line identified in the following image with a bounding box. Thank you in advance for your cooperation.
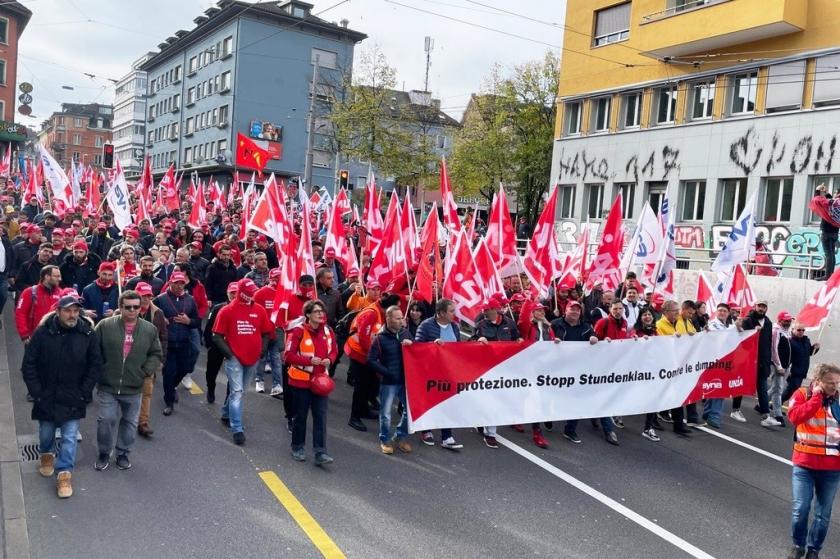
[258,471,345,559]
[188,383,204,395]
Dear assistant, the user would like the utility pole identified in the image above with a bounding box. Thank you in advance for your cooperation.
[304,55,321,193]
[424,36,434,92]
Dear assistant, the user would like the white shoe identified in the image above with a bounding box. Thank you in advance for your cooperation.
[270,385,283,397]
[181,375,194,389]
[76,431,83,441]
[730,410,747,422]
[55,428,61,439]
[255,381,265,394]
[441,437,463,450]
[761,416,782,427]
[642,428,660,442]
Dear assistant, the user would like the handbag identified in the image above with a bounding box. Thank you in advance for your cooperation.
[310,372,335,397]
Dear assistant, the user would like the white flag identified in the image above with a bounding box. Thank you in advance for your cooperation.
[629,202,664,266]
[655,185,677,288]
[105,159,133,231]
[36,144,71,206]
[711,189,758,272]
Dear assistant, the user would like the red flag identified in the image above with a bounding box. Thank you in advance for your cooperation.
[401,192,418,270]
[0,144,11,177]
[85,172,102,216]
[586,194,624,292]
[325,189,352,271]
[696,270,716,312]
[523,186,561,297]
[439,157,461,234]
[473,237,505,302]
[443,230,485,326]
[187,180,206,228]
[235,132,270,171]
[159,164,179,211]
[415,202,441,304]
[726,264,756,315]
[796,269,840,331]
[485,185,520,276]
[21,160,38,208]
[363,176,384,255]
[369,192,407,290]
[295,199,316,284]
[135,190,151,224]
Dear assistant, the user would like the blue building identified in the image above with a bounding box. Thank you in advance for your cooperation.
[138,0,365,189]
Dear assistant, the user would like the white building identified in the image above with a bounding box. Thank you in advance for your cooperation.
[113,53,153,178]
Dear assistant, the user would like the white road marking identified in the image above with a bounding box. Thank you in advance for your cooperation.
[496,435,717,559]
[693,426,793,466]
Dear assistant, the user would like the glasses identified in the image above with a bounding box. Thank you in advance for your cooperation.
[794,328,805,332]
[122,305,141,310]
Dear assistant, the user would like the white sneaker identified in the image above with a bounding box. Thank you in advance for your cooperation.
[270,385,283,397]
[761,416,782,427]
[55,428,61,439]
[730,410,747,423]
[76,431,83,441]
[642,428,660,442]
[181,375,194,389]
[441,437,463,450]
[255,381,265,394]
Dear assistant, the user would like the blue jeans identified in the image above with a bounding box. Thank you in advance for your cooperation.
[0,273,9,315]
[565,417,614,434]
[379,384,408,443]
[769,370,787,416]
[222,357,257,434]
[792,466,840,551]
[96,390,141,456]
[38,419,80,473]
[256,337,283,388]
[703,399,724,423]
[163,343,194,406]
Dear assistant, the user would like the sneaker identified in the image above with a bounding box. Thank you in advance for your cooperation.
[115,454,131,470]
[642,428,660,442]
[730,410,747,422]
[137,424,154,438]
[55,428,61,439]
[441,437,463,450]
[181,375,194,389]
[348,417,367,432]
[206,391,215,404]
[605,431,619,446]
[233,432,246,445]
[805,549,819,559]
[270,385,283,398]
[786,547,805,559]
[484,436,499,449]
[686,419,707,428]
[612,417,625,429]
[761,416,782,427]
[56,471,73,499]
[563,431,582,444]
[396,439,413,453]
[315,452,334,466]
[255,380,265,394]
[380,442,395,455]
[291,448,306,462]
[39,453,55,477]
[776,416,787,427]
[511,424,525,433]
[533,432,549,449]
[76,431,83,442]
[707,418,722,429]
[543,421,554,431]
[657,411,674,424]
[162,406,173,416]
[94,453,109,471]
[421,432,435,446]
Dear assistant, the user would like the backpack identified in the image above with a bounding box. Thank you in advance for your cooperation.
[335,309,361,338]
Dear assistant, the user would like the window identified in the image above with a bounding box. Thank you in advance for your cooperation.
[766,61,805,112]
[211,108,218,126]
[94,154,102,166]
[199,112,206,129]
[0,59,6,86]
[187,87,196,105]
[615,182,635,219]
[585,183,604,219]
[95,136,103,147]
[184,147,192,163]
[0,17,8,44]
[218,138,227,154]
[810,176,840,222]
[564,101,582,135]
[312,149,332,168]
[729,72,758,115]
[681,180,705,221]
[72,133,81,145]
[174,65,182,82]
[653,85,677,124]
[647,182,667,215]
[719,179,747,222]
[185,117,194,134]
[213,75,220,94]
[189,56,197,74]
[72,151,80,161]
[620,92,641,129]
[220,71,231,91]
[558,185,576,219]
[172,122,179,137]
[593,2,630,46]
[218,104,229,124]
[762,177,793,222]
[813,54,840,106]
[58,116,65,125]
[672,0,712,12]
[75,118,84,127]
[688,80,715,120]
[311,48,338,70]
[591,96,611,133]
[222,36,233,57]
[173,94,180,110]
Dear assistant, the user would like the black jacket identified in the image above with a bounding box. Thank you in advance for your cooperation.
[472,315,520,341]
[550,318,594,342]
[742,312,773,366]
[21,313,102,423]
[317,284,345,327]
[126,272,165,296]
[0,236,15,276]
[85,233,113,261]
[12,240,39,277]
[189,255,210,283]
[790,335,818,377]
[205,259,238,303]
[368,326,412,385]
[59,251,102,291]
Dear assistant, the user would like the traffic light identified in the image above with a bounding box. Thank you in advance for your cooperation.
[339,169,349,189]
[102,143,114,169]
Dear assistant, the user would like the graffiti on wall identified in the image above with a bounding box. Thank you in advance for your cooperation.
[729,127,837,177]
[556,146,681,182]
[673,225,704,249]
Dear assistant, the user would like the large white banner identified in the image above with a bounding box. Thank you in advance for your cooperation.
[404,330,758,432]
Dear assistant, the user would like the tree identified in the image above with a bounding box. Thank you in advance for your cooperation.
[450,51,559,227]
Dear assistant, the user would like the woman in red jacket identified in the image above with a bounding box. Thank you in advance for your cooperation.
[284,300,338,466]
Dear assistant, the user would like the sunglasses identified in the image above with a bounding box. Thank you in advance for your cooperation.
[794,328,805,332]
[122,305,141,310]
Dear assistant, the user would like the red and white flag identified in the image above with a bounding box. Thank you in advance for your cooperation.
[368,192,407,290]
[415,203,442,304]
[362,175,384,255]
[473,237,506,303]
[37,144,73,216]
[21,160,39,209]
[523,185,561,297]
[295,199,316,282]
[485,185,521,276]
[696,270,717,312]
[0,144,11,177]
[159,164,179,212]
[725,264,756,315]
[401,192,419,269]
[443,229,485,326]
[324,189,353,271]
[796,269,840,331]
[439,157,461,235]
[187,179,206,229]
[586,193,624,292]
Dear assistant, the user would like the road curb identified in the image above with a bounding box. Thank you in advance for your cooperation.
[0,322,30,559]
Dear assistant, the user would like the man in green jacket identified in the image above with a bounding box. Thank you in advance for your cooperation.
[93,290,163,471]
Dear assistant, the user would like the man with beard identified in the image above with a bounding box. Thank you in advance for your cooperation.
[736,299,781,427]
[15,265,62,343]
[81,262,120,324]
[86,223,113,261]
[60,241,101,292]
[12,225,44,279]
[50,229,71,263]
[126,256,164,296]
[188,241,210,283]
[16,243,58,293]
[205,244,238,306]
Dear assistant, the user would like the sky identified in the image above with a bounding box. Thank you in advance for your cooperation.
[13,0,566,127]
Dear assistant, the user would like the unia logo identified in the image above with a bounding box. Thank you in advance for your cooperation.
[729,378,744,389]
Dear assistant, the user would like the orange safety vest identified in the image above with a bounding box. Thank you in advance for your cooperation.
[344,305,384,360]
[793,387,840,456]
[288,327,334,383]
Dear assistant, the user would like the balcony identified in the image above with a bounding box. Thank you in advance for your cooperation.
[637,0,807,59]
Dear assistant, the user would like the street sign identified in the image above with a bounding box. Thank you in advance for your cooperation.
[18,93,32,104]
[18,105,31,116]
[18,82,32,93]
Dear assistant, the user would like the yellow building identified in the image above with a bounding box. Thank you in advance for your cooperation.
[551,0,840,275]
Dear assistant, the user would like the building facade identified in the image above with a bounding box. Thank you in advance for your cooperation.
[113,54,153,178]
[0,1,31,145]
[37,103,113,169]
[551,0,840,274]
[139,0,365,190]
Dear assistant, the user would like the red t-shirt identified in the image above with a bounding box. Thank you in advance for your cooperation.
[123,321,136,358]
[254,285,280,326]
[212,300,273,366]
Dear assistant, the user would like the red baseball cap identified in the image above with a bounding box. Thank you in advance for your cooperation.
[190,241,202,250]
[366,279,381,289]
[777,311,793,322]
[170,272,187,284]
[237,278,258,298]
[325,247,336,258]
[125,229,140,239]
[52,228,64,237]
[269,268,282,279]
[72,240,88,251]
[135,282,154,297]
[98,262,116,273]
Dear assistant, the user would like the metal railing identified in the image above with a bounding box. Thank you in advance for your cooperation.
[641,0,730,23]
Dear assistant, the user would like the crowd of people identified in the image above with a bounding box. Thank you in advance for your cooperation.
[1,184,838,559]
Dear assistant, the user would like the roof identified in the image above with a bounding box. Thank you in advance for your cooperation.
[141,0,366,71]
[0,1,32,34]
[360,87,461,128]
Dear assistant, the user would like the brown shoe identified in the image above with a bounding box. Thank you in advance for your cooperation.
[39,453,55,477]
[138,424,154,438]
[397,440,412,454]
[56,471,72,498]
[380,442,394,455]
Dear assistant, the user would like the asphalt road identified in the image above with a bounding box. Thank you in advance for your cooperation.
[3,305,839,559]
